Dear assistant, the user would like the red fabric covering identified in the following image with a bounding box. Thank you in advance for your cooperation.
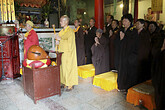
[23,59,51,69]
[23,61,27,67]
[24,30,39,60]
[28,61,45,68]
[46,59,51,65]
[15,27,17,33]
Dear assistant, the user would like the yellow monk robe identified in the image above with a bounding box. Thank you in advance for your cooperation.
[58,26,78,86]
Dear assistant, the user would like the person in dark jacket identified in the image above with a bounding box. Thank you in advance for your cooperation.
[84,18,97,64]
[152,39,165,110]
[74,19,85,66]
[135,19,151,83]
[148,21,164,59]
[91,29,109,75]
[104,15,114,38]
[117,14,139,91]
[109,19,119,70]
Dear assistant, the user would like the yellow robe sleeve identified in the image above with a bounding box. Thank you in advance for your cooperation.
[59,27,75,52]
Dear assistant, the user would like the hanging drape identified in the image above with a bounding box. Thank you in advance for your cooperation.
[0,0,3,22]
[11,0,15,21]
[7,0,11,22]
[0,0,15,22]
[151,0,163,13]
[2,0,7,22]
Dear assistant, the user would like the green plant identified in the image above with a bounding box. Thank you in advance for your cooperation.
[14,0,21,14]
[41,0,52,19]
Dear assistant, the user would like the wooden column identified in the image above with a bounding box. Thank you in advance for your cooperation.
[134,0,138,23]
[95,0,104,29]
[123,0,129,15]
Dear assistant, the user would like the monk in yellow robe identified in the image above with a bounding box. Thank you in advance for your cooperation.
[56,15,78,91]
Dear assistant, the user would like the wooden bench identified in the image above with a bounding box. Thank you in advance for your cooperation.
[126,80,156,110]
[93,72,118,91]
[78,64,95,78]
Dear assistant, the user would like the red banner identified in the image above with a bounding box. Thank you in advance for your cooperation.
[15,0,46,8]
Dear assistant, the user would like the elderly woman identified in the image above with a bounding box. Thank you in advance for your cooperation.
[91,29,109,75]
[109,19,119,70]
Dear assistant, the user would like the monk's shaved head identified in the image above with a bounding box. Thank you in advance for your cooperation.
[60,15,70,28]
[61,15,69,23]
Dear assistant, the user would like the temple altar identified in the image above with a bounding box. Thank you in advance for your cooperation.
[19,25,74,65]
[19,28,60,65]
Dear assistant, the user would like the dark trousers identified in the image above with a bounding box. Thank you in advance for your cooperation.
[86,46,92,64]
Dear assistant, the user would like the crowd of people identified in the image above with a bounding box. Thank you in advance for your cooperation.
[21,12,164,109]
[73,13,165,110]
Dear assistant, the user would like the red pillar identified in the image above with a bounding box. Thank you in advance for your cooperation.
[134,0,138,23]
[95,0,104,29]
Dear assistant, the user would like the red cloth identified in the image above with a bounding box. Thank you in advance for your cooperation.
[24,30,39,60]
[23,59,51,68]
[134,0,138,23]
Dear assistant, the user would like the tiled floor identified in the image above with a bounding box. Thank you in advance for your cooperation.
[0,77,147,110]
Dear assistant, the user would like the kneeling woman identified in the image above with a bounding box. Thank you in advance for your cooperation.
[91,29,109,75]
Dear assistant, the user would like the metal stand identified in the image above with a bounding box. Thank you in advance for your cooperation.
[0,43,5,81]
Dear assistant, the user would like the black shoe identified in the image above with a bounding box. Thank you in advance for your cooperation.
[61,85,64,88]
[117,89,126,92]
[65,86,74,92]
[61,84,65,88]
